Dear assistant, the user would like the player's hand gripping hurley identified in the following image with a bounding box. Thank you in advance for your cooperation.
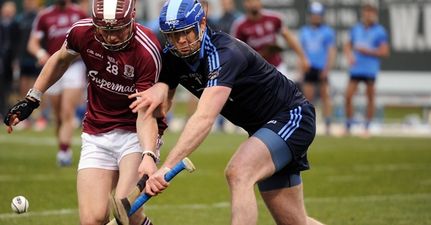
[107,158,196,225]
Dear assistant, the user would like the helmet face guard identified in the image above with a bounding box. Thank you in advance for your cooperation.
[162,22,204,58]
[92,0,135,51]
[93,19,134,51]
[159,0,205,58]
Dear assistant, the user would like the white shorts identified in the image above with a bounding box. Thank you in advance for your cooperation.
[46,60,86,95]
[78,129,163,171]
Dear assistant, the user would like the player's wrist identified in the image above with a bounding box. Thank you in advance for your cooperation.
[26,88,42,102]
[36,49,48,60]
[160,166,171,174]
[142,150,159,163]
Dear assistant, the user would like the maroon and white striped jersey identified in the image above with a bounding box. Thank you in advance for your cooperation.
[32,4,87,55]
[66,19,167,134]
[231,10,284,67]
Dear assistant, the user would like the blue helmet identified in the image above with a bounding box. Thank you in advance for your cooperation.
[159,0,204,32]
[159,0,205,58]
[309,2,325,15]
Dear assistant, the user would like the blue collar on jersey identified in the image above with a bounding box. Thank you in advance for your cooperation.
[199,28,209,59]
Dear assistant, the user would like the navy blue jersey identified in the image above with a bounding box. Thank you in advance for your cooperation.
[159,28,307,134]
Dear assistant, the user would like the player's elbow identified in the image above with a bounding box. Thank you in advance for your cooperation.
[379,45,390,58]
[193,112,216,130]
[382,49,390,58]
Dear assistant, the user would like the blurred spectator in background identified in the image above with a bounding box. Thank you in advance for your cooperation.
[16,0,45,130]
[199,0,217,29]
[344,1,389,137]
[215,0,242,34]
[0,0,19,120]
[211,0,243,132]
[28,0,87,166]
[141,1,165,41]
[299,2,336,135]
[74,0,90,16]
[231,0,309,78]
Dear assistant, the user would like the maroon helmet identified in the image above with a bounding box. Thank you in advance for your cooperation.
[92,0,136,51]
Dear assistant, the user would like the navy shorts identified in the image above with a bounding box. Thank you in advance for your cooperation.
[350,74,376,83]
[252,103,316,191]
[304,67,327,84]
[20,63,41,77]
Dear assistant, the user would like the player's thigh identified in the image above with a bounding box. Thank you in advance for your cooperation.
[345,79,359,99]
[61,87,83,113]
[319,82,331,101]
[77,168,118,221]
[260,184,308,225]
[302,83,315,101]
[226,136,275,184]
[256,104,315,192]
[115,152,142,198]
[365,81,376,101]
[47,94,61,120]
[303,68,322,100]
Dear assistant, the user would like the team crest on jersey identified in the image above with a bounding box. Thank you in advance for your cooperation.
[123,65,135,79]
[267,120,277,125]
[208,69,220,80]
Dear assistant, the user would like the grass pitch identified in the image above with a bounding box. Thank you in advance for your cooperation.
[0,129,430,225]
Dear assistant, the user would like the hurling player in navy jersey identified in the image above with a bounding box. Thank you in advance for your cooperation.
[129,0,323,224]
[4,0,165,224]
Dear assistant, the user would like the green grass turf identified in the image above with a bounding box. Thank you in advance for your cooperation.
[0,129,430,225]
[383,106,423,122]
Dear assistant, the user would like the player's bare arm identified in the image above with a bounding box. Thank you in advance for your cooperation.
[4,45,78,133]
[344,41,355,66]
[355,42,390,58]
[32,44,79,93]
[136,105,159,178]
[145,86,232,195]
[322,45,337,78]
[281,26,310,72]
[164,89,176,115]
[27,32,49,66]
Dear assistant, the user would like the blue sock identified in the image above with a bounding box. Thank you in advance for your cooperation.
[325,117,331,127]
[365,120,371,130]
[346,119,353,132]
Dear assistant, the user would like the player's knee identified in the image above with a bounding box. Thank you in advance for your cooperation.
[224,164,252,187]
[284,215,307,225]
[274,207,307,225]
[60,107,75,120]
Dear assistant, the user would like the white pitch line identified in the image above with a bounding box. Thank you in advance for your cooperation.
[0,174,75,182]
[0,208,77,219]
[0,135,81,146]
[305,193,431,203]
[1,193,430,219]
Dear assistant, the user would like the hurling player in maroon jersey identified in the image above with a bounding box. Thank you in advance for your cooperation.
[231,0,309,78]
[4,0,165,224]
[28,0,87,166]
